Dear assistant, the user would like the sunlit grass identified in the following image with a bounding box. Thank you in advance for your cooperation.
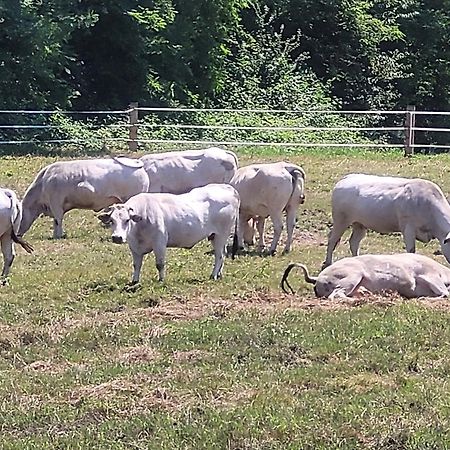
[0,148,450,448]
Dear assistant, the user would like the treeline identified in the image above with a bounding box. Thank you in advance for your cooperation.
[1,0,450,151]
[1,0,449,111]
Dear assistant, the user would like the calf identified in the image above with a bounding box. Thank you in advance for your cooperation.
[97,184,240,283]
[324,174,450,267]
[140,147,238,194]
[0,189,33,280]
[230,161,305,254]
[19,157,149,239]
[282,253,450,299]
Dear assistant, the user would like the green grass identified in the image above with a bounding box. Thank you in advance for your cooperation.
[1,148,450,448]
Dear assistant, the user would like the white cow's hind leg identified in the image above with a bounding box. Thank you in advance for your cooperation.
[1,233,14,278]
[323,220,349,267]
[349,223,367,256]
[256,217,266,252]
[211,234,227,280]
[268,212,283,255]
[283,205,297,254]
[153,243,167,282]
[237,213,251,250]
[130,250,144,284]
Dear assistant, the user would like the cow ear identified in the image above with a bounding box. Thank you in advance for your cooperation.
[97,208,112,224]
[130,214,142,223]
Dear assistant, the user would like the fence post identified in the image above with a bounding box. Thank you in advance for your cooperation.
[404,105,415,157]
[128,102,138,152]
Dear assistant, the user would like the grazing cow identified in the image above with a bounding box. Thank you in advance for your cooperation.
[281,253,450,299]
[140,147,238,194]
[230,161,306,255]
[97,184,240,283]
[324,174,450,267]
[0,189,33,280]
[18,157,149,239]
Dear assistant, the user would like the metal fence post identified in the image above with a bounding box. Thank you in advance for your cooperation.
[128,102,138,151]
[404,105,416,157]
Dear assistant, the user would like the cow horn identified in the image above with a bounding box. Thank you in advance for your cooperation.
[281,263,317,294]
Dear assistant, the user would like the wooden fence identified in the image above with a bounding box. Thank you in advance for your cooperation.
[0,104,448,156]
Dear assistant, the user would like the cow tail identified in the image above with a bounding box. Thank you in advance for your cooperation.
[288,168,303,202]
[281,263,317,294]
[11,229,34,254]
[231,215,239,260]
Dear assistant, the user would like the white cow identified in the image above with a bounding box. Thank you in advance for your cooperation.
[140,147,238,194]
[230,161,305,255]
[18,157,149,239]
[282,253,450,299]
[97,184,240,283]
[0,189,33,280]
[324,173,450,267]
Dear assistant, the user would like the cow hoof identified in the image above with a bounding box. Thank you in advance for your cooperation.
[124,281,140,292]
[282,248,290,255]
[0,278,9,287]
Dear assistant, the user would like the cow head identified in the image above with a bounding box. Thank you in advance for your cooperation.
[97,205,142,244]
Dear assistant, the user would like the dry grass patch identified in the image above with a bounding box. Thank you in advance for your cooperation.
[116,345,162,364]
[172,349,213,363]
[23,359,73,375]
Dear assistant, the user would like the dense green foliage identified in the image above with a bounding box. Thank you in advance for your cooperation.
[0,0,449,112]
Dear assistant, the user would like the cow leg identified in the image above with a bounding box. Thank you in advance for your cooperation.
[243,218,256,246]
[283,205,297,254]
[415,274,449,298]
[328,274,364,299]
[211,234,227,280]
[153,243,167,282]
[349,223,367,257]
[268,213,283,255]
[323,220,349,268]
[130,250,144,284]
[402,224,416,253]
[256,217,266,251]
[1,233,14,278]
[50,205,65,239]
[237,213,251,250]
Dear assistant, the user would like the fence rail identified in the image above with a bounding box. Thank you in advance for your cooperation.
[0,104,448,155]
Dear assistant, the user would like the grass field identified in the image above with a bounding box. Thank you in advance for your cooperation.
[2,149,450,448]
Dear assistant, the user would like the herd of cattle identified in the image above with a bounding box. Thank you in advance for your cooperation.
[2,146,450,300]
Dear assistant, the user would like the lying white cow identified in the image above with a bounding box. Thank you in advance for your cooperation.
[140,147,238,194]
[230,161,305,254]
[18,157,149,239]
[282,253,450,299]
[324,174,450,267]
[97,184,240,283]
[0,189,33,280]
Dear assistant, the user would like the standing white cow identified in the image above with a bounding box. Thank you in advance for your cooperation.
[140,147,238,194]
[18,157,149,239]
[230,161,306,255]
[282,253,450,299]
[0,189,33,281]
[97,184,240,283]
[324,173,450,267]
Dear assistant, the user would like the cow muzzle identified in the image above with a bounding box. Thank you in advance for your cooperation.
[300,194,305,204]
[112,235,124,244]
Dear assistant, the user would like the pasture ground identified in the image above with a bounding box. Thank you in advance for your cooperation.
[1,149,450,448]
